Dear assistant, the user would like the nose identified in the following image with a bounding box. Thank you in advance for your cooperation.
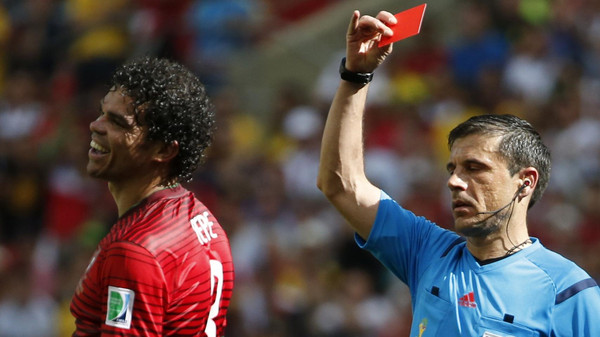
[447,172,467,192]
[90,114,106,134]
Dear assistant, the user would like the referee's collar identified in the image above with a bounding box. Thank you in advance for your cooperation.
[466,238,541,271]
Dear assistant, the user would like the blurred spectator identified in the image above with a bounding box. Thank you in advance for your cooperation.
[0,70,43,144]
[65,0,130,91]
[129,0,193,60]
[449,2,509,90]
[265,0,337,27]
[280,105,324,201]
[6,0,68,76]
[0,70,45,242]
[309,267,402,337]
[0,4,11,94]
[503,26,562,105]
[186,0,264,90]
[0,250,58,337]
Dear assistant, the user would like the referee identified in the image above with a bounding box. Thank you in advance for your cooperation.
[317,10,600,336]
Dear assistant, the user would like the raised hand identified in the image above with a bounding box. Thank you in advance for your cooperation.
[345,10,397,74]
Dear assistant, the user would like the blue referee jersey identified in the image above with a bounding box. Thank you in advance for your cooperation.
[356,191,600,336]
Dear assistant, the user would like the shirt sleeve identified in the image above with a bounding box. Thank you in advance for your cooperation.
[100,241,166,336]
[355,190,460,291]
[551,279,600,336]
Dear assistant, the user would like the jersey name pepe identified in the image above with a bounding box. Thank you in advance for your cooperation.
[191,211,218,245]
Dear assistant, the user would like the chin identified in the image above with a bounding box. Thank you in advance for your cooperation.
[454,217,502,238]
[87,172,106,181]
[86,164,107,181]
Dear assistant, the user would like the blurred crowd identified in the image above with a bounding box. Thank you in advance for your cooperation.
[0,0,599,336]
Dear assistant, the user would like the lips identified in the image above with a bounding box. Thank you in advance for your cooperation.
[452,200,470,208]
[452,198,474,212]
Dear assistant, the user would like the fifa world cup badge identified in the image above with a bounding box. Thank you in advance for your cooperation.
[105,286,135,329]
[418,318,428,337]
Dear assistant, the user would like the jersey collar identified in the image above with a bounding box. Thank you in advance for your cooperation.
[466,238,541,272]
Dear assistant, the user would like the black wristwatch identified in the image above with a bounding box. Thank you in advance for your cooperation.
[339,57,374,85]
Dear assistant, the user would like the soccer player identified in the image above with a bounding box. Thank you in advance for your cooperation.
[317,10,600,336]
[71,57,234,336]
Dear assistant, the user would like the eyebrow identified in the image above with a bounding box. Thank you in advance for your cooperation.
[446,158,489,172]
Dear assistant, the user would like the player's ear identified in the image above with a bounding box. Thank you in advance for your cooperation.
[153,140,179,163]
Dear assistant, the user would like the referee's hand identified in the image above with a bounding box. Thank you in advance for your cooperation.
[345,10,396,74]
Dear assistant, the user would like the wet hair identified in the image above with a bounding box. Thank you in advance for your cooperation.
[448,114,551,208]
[110,56,215,184]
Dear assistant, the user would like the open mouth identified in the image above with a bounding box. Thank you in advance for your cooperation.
[90,140,109,154]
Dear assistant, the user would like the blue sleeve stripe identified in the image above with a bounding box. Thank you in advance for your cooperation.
[555,278,599,305]
[441,237,466,257]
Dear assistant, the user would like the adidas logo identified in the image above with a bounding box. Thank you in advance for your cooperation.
[459,292,477,308]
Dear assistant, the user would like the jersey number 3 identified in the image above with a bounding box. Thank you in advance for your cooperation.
[205,260,224,337]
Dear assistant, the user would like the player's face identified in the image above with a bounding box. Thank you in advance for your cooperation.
[87,88,156,182]
[446,133,518,237]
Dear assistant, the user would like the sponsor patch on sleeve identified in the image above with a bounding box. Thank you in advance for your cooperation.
[105,286,135,329]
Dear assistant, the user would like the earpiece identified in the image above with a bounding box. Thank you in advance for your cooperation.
[516,180,531,194]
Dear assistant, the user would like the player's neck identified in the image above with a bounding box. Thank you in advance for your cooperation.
[467,226,531,261]
[109,176,166,217]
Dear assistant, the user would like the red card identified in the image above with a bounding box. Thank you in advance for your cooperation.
[378,4,427,47]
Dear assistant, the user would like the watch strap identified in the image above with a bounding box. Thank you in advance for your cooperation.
[339,57,374,85]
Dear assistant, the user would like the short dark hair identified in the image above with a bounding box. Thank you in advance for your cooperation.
[110,56,215,184]
[448,114,551,208]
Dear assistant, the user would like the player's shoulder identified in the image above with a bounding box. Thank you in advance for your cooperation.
[111,187,230,254]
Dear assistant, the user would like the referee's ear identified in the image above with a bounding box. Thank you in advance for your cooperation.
[153,140,179,163]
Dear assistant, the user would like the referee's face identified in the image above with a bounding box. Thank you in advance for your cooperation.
[447,134,520,237]
[87,88,160,183]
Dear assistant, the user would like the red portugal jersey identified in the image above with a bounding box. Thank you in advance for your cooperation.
[71,186,234,336]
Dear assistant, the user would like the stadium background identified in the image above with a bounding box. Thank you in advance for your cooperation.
[0,0,599,336]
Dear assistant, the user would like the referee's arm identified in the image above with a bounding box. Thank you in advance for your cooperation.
[317,11,395,240]
[317,78,381,241]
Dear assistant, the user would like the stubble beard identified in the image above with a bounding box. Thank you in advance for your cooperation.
[455,211,509,238]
